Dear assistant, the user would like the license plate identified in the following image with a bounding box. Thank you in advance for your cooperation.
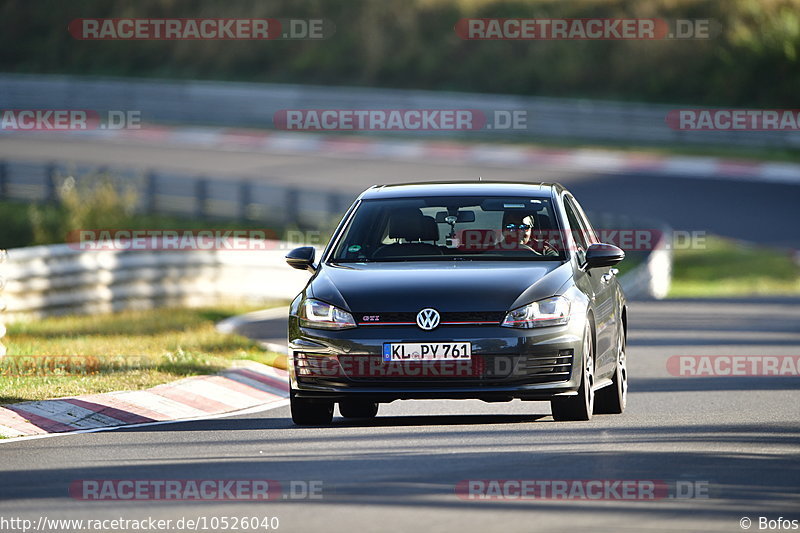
[383,342,472,361]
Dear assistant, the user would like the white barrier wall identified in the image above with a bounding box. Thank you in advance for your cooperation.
[617,233,673,300]
[0,241,318,321]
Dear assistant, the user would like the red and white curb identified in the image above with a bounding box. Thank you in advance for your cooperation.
[15,125,799,185]
[0,362,288,438]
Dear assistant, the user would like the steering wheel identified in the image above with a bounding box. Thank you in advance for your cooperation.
[528,238,560,256]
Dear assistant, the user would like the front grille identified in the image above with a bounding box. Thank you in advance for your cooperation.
[355,311,504,326]
[295,350,573,386]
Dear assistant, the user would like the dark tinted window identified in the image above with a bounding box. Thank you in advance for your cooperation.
[330,196,565,262]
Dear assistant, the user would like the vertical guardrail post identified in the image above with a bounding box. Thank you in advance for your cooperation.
[145,171,157,214]
[0,247,6,358]
[45,162,58,204]
[327,192,342,218]
[238,180,252,221]
[0,160,7,200]
[285,187,299,227]
[195,177,208,218]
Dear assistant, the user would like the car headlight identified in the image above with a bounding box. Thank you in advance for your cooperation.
[299,299,357,330]
[501,296,571,328]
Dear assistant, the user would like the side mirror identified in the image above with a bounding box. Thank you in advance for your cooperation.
[286,246,316,272]
[585,243,625,269]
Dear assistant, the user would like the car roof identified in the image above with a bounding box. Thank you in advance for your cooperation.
[358,181,565,200]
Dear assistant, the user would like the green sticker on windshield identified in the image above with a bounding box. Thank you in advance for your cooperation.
[348,244,362,252]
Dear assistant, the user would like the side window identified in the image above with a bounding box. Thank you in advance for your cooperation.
[563,197,589,264]
[570,196,598,244]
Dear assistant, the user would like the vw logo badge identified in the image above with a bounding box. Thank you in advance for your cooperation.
[416,308,440,330]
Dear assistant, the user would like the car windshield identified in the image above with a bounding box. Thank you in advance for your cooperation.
[330,196,566,262]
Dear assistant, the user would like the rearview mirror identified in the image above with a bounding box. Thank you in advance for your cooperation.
[585,243,625,269]
[286,246,316,272]
[435,210,476,223]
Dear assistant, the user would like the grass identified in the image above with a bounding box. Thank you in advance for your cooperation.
[669,236,800,298]
[0,305,288,405]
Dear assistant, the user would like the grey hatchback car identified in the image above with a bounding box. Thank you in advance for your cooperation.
[285,182,628,425]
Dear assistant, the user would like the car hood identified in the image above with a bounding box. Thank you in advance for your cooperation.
[308,261,573,313]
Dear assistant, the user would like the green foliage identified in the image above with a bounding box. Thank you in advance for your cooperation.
[28,172,138,245]
[1,0,797,105]
[0,202,36,249]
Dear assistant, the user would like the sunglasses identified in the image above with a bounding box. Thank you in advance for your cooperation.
[504,223,532,230]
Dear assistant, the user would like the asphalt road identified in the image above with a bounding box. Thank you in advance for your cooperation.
[1,298,799,533]
[1,136,799,247]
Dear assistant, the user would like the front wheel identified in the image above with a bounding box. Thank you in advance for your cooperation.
[595,326,627,414]
[551,324,594,421]
[290,391,333,426]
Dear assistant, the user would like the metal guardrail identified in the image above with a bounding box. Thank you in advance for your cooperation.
[1,73,798,148]
[0,159,352,229]
[0,241,315,320]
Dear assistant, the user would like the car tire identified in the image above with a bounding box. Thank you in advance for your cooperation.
[551,324,594,421]
[595,326,627,414]
[339,400,379,419]
[290,391,334,426]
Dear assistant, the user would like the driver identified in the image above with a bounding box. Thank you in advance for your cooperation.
[500,212,535,250]
[500,212,559,255]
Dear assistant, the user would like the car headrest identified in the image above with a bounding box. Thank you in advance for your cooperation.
[535,212,552,231]
[387,208,424,240]
[419,216,439,242]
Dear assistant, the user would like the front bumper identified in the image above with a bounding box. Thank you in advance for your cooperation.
[289,318,587,403]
